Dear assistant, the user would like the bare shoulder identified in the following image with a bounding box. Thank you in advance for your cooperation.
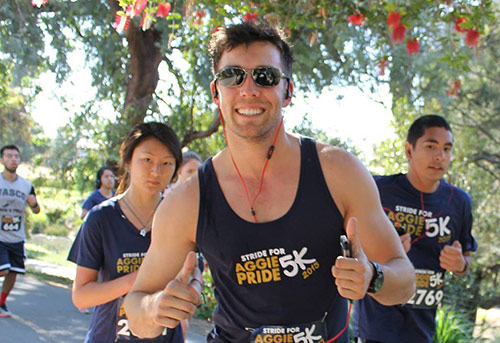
[154,174,200,244]
[315,141,376,215]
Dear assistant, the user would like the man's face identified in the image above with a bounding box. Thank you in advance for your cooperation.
[406,126,453,184]
[211,41,292,142]
[1,149,20,173]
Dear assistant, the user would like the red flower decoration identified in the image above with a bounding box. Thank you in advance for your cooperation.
[454,18,467,33]
[392,23,406,43]
[244,11,258,22]
[134,0,147,14]
[157,3,171,18]
[378,59,388,76]
[348,13,365,26]
[31,0,48,7]
[387,12,401,27]
[465,29,479,47]
[406,39,420,55]
[284,28,291,37]
[446,80,462,97]
[114,13,130,33]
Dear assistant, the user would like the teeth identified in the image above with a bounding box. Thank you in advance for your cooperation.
[238,108,263,116]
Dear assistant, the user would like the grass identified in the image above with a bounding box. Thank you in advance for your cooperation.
[26,269,73,288]
[25,242,74,268]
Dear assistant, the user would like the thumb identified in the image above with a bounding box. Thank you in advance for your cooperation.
[452,240,462,250]
[346,217,363,258]
[174,251,197,285]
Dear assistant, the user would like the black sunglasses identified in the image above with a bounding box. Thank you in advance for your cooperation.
[215,66,289,88]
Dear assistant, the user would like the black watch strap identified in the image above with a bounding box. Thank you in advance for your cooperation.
[367,261,384,294]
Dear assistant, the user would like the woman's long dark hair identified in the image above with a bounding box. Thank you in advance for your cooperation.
[115,122,182,194]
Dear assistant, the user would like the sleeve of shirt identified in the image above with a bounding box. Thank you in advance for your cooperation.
[82,191,97,210]
[73,210,105,271]
[459,192,477,253]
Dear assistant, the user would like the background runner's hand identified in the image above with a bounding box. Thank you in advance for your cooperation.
[400,233,411,253]
[439,241,466,273]
[26,194,37,207]
[331,217,373,300]
[151,251,202,328]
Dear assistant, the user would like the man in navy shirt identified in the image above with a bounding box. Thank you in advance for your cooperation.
[352,115,477,343]
[124,21,415,343]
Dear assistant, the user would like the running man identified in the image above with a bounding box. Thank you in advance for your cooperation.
[0,145,41,318]
[352,115,477,343]
[124,21,415,343]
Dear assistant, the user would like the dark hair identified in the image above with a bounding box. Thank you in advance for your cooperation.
[407,115,453,147]
[1,145,20,157]
[115,122,182,194]
[95,166,114,189]
[181,151,202,167]
[209,21,294,77]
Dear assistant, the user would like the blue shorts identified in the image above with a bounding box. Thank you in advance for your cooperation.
[0,241,26,274]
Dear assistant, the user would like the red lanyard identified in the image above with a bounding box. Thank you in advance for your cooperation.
[324,301,352,343]
[219,109,283,223]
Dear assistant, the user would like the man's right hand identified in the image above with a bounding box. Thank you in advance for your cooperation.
[151,251,203,328]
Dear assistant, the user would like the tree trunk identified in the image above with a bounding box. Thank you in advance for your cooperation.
[123,22,163,125]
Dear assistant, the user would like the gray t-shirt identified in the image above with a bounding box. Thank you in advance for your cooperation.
[0,173,34,243]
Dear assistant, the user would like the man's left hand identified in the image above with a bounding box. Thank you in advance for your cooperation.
[439,240,466,273]
[332,217,373,300]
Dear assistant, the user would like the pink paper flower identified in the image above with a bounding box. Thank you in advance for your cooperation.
[406,39,419,55]
[157,2,171,18]
[114,13,130,33]
[387,12,401,27]
[454,18,467,33]
[348,13,365,26]
[465,29,479,47]
[31,0,48,8]
[392,23,406,43]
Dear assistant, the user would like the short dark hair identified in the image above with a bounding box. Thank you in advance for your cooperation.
[407,115,453,147]
[181,151,202,167]
[116,122,182,194]
[95,166,114,189]
[209,21,294,77]
[1,145,20,157]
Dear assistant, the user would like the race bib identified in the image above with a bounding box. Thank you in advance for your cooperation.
[115,296,169,342]
[250,320,327,343]
[1,216,21,232]
[407,269,444,309]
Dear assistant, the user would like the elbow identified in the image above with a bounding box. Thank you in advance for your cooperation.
[399,261,416,304]
[72,285,87,309]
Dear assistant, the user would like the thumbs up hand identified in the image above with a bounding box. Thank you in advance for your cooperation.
[151,251,203,328]
[331,217,374,300]
[440,240,466,274]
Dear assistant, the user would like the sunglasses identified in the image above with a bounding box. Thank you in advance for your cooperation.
[215,66,289,88]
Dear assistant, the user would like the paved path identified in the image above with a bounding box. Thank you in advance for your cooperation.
[0,275,89,343]
[1,264,212,343]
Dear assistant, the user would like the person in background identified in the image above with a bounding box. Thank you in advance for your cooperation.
[352,115,477,343]
[68,122,186,343]
[0,145,41,318]
[81,167,116,219]
[176,151,202,184]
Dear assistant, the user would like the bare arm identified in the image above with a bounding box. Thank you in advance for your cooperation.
[124,177,201,338]
[72,266,137,309]
[319,144,415,305]
[26,194,40,214]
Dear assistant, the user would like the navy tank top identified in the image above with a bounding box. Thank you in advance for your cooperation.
[197,136,348,343]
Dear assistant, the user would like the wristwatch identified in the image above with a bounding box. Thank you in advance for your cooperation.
[367,261,384,294]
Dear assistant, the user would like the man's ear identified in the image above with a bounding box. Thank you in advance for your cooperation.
[282,80,293,107]
[210,81,220,106]
[405,142,412,159]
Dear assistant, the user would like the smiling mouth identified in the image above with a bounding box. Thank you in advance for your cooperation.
[236,108,264,116]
